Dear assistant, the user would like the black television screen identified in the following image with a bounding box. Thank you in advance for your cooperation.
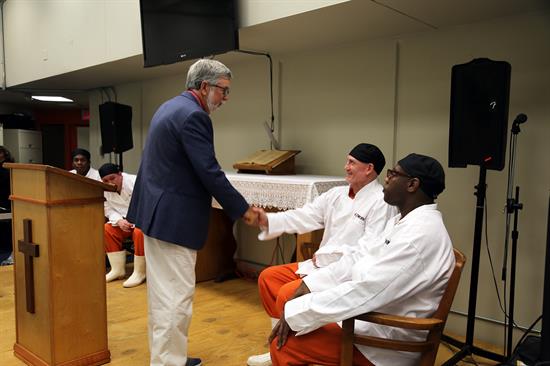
[139,0,239,68]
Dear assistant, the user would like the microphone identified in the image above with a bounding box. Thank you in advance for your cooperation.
[513,113,527,125]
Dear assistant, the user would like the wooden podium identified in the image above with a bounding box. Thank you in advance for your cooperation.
[5,163,116,366]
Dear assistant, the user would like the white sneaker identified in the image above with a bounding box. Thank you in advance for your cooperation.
[247,352,271,366]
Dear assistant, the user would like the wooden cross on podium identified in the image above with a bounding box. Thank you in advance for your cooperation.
[18,219,40,314]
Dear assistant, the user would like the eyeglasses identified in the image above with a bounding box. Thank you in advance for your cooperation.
[386,168,413,179]
[209,84,230,97]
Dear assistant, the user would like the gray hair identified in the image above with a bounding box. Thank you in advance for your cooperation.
[185,59,232,90]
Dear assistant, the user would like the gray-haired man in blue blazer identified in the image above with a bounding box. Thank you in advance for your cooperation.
[127,59,257,366]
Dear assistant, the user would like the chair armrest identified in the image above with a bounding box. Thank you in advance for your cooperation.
[354,312,444,331]
[352,333,438,353]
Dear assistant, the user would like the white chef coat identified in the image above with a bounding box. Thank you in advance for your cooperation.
[284,204,455,366]
[259,179,397,276]
[104,172,136,225]
[69,167,101,181]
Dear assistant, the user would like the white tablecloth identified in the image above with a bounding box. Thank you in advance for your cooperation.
[213,173,348,210]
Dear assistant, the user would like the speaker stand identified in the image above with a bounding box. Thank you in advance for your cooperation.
[118,152,124,172]
[442,165,506,365]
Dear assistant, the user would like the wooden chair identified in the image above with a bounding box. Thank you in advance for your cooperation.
[300,242,317,261]
[340,248,466,366]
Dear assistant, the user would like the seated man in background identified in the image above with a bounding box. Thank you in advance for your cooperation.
[248,143,397,366]
[0,146,14,265]
[268,153,455,366]
[69,148,100,180]
[99,163,145,288]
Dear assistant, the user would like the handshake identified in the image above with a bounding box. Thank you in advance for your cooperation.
[242,206,269,229]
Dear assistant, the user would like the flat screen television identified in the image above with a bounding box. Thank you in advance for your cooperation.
[139,0,239,68]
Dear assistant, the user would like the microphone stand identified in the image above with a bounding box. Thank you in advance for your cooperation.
[117,152,124,172]
[502,115,526,359]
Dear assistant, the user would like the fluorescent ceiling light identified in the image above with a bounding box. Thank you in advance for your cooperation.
[31,95,74,102]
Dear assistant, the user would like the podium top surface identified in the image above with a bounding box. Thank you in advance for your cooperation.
[4,163,116,192]
[233,150,300,173]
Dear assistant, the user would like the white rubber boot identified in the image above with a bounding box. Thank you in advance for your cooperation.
[247,352,271,366]
[123,255,146,288]
[247,317,277,366]
[106,250,127,282]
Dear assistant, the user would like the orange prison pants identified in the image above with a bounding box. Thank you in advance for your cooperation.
[258,263,302,319]
[259,264,373,366]
[104,223,144,256]
[270,323,374,366]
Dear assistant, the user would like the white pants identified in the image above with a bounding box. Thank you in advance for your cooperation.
[144,234,197,366]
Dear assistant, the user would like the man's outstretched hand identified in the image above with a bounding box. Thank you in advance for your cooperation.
[242,206,259,226]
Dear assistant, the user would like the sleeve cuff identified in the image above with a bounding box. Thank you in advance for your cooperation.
[303,267,339,292]
[108,214,123,225]
[257,213,284,240]
[284,294,318,335]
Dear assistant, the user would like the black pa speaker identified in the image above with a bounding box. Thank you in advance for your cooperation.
[449,58,511,171]
[99,102,133,153]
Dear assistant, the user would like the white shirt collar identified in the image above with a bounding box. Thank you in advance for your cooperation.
[353,178,382,199]
[396,203,438,224]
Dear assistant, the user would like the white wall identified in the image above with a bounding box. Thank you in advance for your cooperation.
[2,0,349,88]
[238,0,349,27]
[3,0,142,87]
[85,10,550,347]
[277,39,397,173]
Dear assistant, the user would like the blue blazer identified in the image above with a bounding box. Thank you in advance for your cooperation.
[127,91,249,250]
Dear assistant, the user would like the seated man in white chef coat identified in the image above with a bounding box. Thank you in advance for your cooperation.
[99,163,145,288]
[268,153,455,366]
[248,143,397,366]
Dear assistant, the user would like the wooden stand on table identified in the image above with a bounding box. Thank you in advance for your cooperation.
[5,163,115,366]
[233,150,300,175]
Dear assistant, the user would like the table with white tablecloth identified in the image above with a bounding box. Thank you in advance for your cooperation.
[214,173,348,209]
[207,173,348,273]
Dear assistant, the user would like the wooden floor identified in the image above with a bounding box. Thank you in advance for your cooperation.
[0,265,499,365]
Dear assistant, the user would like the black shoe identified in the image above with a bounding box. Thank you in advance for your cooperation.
[186,357,202,366]
[214,271,238,283]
